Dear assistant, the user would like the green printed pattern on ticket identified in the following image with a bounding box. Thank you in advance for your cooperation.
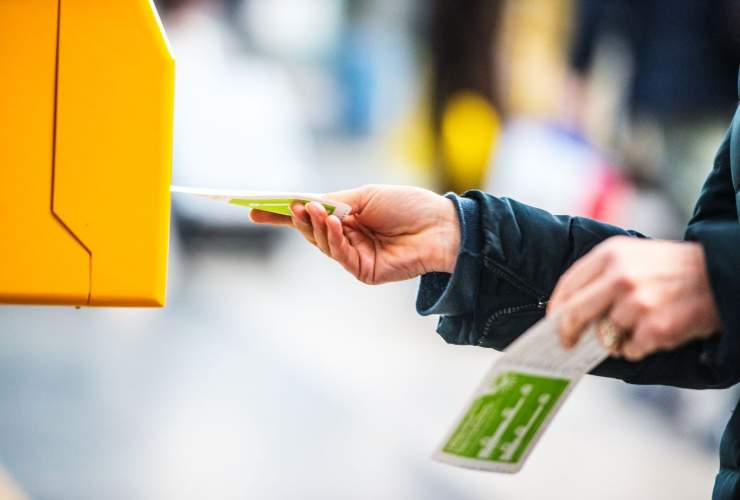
[443,371,569,463]
[229,198,337,217]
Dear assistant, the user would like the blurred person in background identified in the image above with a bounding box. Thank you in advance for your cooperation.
[422,0,683,244]
[481,0,683,240]
[426,0,504,193]
[250,64,740,497]
[568,0,740,222]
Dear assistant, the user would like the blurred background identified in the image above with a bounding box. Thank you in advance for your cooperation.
[2,0,740,498]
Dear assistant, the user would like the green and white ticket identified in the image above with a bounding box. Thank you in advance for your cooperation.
[170,186,352,218]
[435,315,607,473]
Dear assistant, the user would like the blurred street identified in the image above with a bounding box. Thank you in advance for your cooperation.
[0,176,721,499]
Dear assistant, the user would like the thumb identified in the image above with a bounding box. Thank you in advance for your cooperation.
[323,186,375,214]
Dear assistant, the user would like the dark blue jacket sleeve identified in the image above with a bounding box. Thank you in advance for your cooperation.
[684,122,740,378]
[686,221,740,370]
[417,142,739,389]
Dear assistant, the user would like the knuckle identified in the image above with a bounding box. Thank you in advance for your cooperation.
[612,271,636,292]
[597,242,616,262]
[359,184,380,199]
[642,318,674,345]
[650,319,671,340]
[627,293,652,315]
[604,235,626,250]
[313,214,326,226]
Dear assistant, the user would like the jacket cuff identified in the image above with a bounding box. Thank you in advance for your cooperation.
[685,220,740,372]
[416,193,482,316]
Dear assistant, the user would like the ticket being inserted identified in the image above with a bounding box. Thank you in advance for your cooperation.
[434,314,608,473]
[170,186,352,219]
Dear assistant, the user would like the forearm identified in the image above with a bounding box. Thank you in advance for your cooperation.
[418,191,739,390]
[418,190,642,346]
[467,190,644,306]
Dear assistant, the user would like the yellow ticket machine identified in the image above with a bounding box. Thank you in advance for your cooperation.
[0,1,174,307]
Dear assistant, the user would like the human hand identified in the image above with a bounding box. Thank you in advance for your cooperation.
[249,185,460,284]
[547,236,722,360]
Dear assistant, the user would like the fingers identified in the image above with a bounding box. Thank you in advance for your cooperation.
[548,247,610,314]
[293,203,366,280]
[599,300,638,357]
[322,186,370,213]
[326,215,361,277]
[306,202,331,254]
[290,202,317,245]
[253,203,330,254]
[622,318,664,361]
[250,209,294,226]
[255,199,369,282]
[622,308,691,361]
[290,201,363,264]
[558,273,619,348]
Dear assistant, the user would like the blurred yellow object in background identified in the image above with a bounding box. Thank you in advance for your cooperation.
[441,91,501,192]
[498,0,571,118]
[0,0,174,307]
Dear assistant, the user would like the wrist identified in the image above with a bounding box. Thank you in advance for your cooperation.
[431,196,460,273]
[687,241,723,334]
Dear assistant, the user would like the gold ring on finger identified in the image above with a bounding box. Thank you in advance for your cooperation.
[597,319,627,351]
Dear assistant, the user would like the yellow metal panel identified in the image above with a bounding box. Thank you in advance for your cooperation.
[54,0,174,307]
[0,0,90,305]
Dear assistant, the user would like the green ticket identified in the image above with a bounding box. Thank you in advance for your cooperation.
[439,371,569,471]
[435,315,608,473]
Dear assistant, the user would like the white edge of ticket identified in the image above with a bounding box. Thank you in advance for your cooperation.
[170,185,352,218]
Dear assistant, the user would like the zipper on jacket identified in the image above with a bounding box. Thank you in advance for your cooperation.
[482,255,545,299]
[478,255,550,344]
[479,299,548,345]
